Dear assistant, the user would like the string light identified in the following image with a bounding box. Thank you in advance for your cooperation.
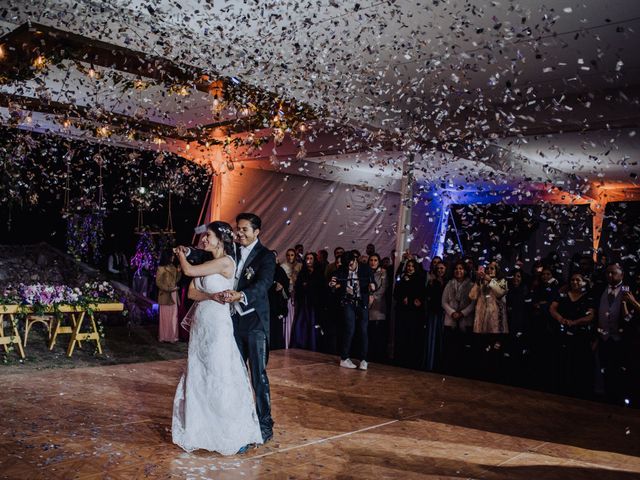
[32,55,47,70]
[96,126,111,138]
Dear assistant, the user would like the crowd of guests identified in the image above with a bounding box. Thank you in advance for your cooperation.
[270,245,640,407]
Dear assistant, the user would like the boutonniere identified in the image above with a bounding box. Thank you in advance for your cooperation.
[245,267,255,280]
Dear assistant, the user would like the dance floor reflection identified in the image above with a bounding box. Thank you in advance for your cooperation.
[1,349,639,479]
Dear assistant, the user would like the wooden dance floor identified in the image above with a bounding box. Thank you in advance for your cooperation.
[1,349,639,479]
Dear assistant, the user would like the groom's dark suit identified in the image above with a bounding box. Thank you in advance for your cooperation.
[232,240,276,441]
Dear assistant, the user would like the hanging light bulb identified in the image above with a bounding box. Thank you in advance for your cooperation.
[32,55,47,70]
[211,98,226,113]
[273,128,285,144]
[0,44,6,60]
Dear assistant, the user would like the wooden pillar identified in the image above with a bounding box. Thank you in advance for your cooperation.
[390,153,414,360]
[209,172,223,222]
[394,153,415,262]
[433,197,451,259]
[590,199,606,262]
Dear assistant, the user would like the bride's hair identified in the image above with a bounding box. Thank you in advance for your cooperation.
[207,221,236,258]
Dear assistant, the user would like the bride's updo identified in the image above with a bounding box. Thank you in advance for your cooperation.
[207,221,236,257]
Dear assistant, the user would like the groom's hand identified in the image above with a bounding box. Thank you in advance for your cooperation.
[223,290,243,303]
[210,292,226,304]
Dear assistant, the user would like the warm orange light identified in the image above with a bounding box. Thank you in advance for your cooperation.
[0,45,5,61]
[134,79,149,90]
[32,55,47,70]
[96,126,111,137]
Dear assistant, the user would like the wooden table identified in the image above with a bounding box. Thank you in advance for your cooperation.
[0,305,26,359]
[1,303,124,358]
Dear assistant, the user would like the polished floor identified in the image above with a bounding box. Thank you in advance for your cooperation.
[1,349,639,479]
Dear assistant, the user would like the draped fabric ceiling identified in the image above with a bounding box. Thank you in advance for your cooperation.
[1,0,639,259]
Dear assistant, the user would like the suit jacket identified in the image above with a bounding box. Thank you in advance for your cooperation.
[235,240,276,334]
[185,247,213,266]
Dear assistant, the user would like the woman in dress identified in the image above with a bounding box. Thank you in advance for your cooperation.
[549,273,595,396]
[441,261,475,376]
[367,253,388,362]
[172,221,262,455]
[394,259,427,368]
[290,252,326,351]
[469,262,508,335]
[469,262,508,381]
[424,261,447,371]
[281,248,301,348]
[156,250,181,343]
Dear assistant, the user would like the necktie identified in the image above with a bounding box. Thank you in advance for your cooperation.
[607,290,616,306]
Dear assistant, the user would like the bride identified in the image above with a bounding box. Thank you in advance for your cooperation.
[172,221,263,454]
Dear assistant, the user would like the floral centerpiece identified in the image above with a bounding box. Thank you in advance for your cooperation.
[1,281,125,319]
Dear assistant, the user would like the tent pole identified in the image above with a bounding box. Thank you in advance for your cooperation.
[192,177,213,244]
[590,199,606,262]
[394,153,414,262]
[390,153,414,360]
[210,172,223,222]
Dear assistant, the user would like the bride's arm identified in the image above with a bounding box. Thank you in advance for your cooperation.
[187,280,213,301]
[175,247,232,278]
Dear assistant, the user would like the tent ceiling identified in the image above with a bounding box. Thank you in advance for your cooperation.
[0,0,638,192]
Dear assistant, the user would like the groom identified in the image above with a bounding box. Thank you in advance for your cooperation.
[219,213,276,443]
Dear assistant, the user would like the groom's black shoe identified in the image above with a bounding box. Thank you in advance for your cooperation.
[262,431,273,444]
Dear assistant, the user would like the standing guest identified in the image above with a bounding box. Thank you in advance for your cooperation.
[330,250,376,370]
[505,269,531,385]
[622,275,640,406]
[323,253,344,355]
[156,249,182,343]
[325,246,345,280]
[268,250,290,350]
[469,262,508,334]
[395,249,415,278]
[290,252,325,351]
[442,261,475,376]
[281,248,301,348]
[469,262,508,380]
[107,247,129,284]
[549,273,595,397]
[366,243,376,257]
[394,259,427,368]
[530,265,560,389]
[317,249,330,275]
[294,244,304,263]
[426,256,443,283]
[595,264,631,404]
[463,256,477,283]
[368,253,388,362]
[424,261,447,371]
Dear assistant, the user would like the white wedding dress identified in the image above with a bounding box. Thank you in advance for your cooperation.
[172,263,263,454]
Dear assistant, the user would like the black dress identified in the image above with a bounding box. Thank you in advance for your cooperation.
[394,273,427,368]
[555,292,595,396]
[268,264,290,350]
